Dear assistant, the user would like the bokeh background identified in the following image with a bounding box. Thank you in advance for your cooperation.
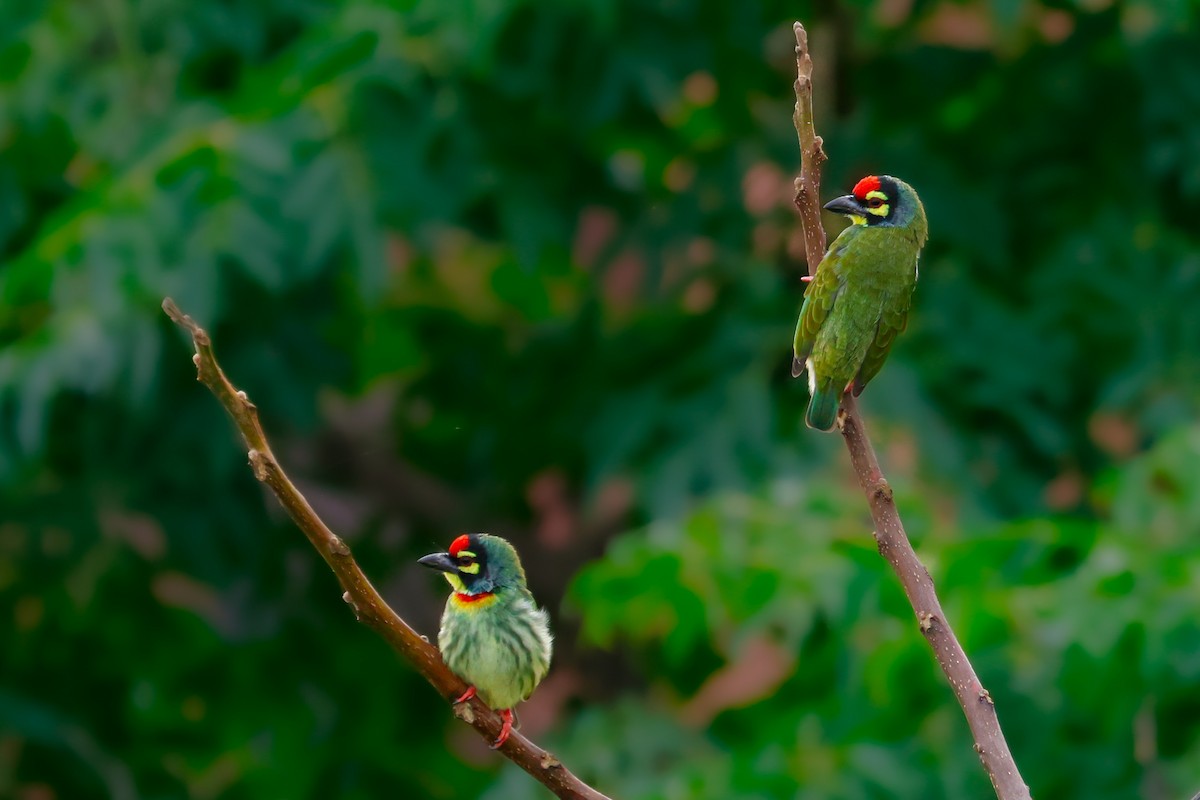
[2,0,1199,798]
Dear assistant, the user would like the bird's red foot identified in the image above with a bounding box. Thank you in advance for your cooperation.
[801,275,814,283]
[490,708,515,749]
[453,686,477,705]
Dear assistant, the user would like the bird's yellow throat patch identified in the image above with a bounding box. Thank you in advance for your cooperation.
[442,572,466,592]
[442,572,499,610]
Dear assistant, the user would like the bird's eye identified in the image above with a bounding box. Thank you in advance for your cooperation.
[867,197,885,208]
[457,557,475,567]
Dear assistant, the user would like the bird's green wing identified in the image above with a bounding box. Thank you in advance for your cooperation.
[852,291,911,395]
[791,243,847,378]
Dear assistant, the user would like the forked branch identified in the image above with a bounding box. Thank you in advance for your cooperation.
[162,298,611,800]
[789,22,1032,800]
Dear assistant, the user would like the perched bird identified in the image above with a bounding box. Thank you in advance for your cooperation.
[418,533,552,748]
[792,174,928,430]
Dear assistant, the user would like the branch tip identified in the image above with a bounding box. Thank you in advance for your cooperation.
[161,297,184,324]
[793,21,808,51]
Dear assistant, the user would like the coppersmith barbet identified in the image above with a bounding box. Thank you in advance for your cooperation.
[419,533,552,749]
[792,174,928,430]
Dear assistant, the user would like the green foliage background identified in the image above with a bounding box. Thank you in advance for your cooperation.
[2,0,1199,798]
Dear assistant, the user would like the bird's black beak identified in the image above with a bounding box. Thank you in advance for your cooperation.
[823,194,863,217]
[418,552,458,574]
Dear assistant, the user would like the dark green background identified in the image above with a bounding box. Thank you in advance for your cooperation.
[2,1,1199,798]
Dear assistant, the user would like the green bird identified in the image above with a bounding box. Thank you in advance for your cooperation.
[792,174,928,431]
[419,533,552,748]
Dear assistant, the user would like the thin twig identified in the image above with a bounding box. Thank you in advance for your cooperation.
[792,22,828,271]
[162,298,612,800]
[789,23,1032,800]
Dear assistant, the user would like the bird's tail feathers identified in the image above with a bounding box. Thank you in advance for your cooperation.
[805,384,840,431]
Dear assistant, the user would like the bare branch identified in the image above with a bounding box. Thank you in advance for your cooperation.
[162,298,612,800]
[840,401,1032,799]
[789,22,1032,800]
[792,21,828,273]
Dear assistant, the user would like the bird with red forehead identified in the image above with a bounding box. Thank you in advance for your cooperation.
[419,533,552,748]
[792,174,928,430]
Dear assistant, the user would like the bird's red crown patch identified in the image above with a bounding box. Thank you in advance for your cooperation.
[449,534,471,556]
[853,175,882,199]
